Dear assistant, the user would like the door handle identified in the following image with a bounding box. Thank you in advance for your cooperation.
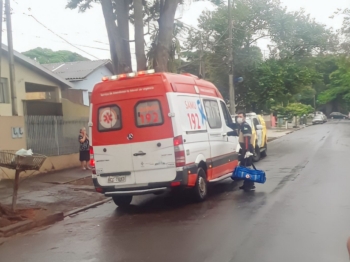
[133,151,146,156]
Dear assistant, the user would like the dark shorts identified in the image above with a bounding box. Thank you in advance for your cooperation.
[79,150,90,162]
[239,154,252,167]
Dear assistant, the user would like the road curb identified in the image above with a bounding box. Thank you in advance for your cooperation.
[267,125,310,142]
[267,131,292,142]
[0,211,63,238]
[64,198,111,218]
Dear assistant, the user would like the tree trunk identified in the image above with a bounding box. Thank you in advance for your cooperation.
[115,0,132,72]
[153,0,179,72]
[134,0,147,71]
[102,20,118,74]
[100,0,132,73]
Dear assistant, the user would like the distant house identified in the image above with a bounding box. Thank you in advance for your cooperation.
[0,44,73,117]
[42,60,113,106]
[0,43,82,160]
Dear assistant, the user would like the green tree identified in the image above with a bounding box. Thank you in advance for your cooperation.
[180,0,337,111]
[318,57,350,112]
[183,0,337,112]
[269,9,337,59]
[22,48,90,64]
[333,8,350,55]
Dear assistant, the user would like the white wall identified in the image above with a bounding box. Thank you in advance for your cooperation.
[72,66,112,93]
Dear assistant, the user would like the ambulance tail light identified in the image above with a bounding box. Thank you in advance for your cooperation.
[90,146,95,169]
[137,69,155,76]
[173,136,185,167]
[101,69,154,82]
[118,74,127,79]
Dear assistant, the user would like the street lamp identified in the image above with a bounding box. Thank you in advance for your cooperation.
[234,77,243,84]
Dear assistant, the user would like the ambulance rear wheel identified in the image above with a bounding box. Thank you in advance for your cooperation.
[112,195,132,208]
[193,167,207,202]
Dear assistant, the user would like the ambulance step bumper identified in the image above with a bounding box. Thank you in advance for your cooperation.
[104,187,168,196]
[209,173,232,183]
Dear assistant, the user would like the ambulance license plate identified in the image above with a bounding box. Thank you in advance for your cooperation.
[108,176,126,183]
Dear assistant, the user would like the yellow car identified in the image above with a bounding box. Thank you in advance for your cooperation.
[232,113,267,162]
[246,113,267,162]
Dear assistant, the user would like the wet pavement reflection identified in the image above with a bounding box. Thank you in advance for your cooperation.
[1,121,350,262]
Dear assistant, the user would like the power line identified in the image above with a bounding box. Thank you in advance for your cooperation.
[23,12,100,59]
[7,31,112,52]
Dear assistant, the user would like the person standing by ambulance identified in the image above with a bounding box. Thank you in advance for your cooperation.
[228,112,255,191]
[79,127,90,170]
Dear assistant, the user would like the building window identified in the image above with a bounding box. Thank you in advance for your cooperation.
[0,78,9,104]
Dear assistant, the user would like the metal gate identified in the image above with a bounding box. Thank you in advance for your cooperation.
[25,115,89,156]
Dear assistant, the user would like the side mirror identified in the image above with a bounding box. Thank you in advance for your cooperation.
[256,125,263,130]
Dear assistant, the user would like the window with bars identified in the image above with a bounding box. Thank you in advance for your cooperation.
[0,78,9,104]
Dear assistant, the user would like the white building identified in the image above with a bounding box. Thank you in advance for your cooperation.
[43,60,113,106]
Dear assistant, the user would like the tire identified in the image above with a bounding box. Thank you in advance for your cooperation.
[112,195,132,208]
[252,145,261,162]
[261,142,267,158]
[193,167,208,202]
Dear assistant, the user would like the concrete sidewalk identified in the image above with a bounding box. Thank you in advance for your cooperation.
[267,128,294,141]
[267,125,309,141]
[0,168,105,214]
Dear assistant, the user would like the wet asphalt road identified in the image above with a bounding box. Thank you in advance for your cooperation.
[1,120,350,262]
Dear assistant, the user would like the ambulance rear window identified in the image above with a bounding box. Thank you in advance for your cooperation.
[135,100,163,127]
[98,105,122,132]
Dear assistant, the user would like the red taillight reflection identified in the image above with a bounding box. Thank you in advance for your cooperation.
[95,187,104,193]
[173,136,183,146]
[173,136,185,167]
[89,146,95,168]
[171,181,181,187]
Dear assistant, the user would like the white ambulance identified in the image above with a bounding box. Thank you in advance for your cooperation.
[89,70,239,207]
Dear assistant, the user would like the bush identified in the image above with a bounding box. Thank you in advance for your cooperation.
[271,103,314,116]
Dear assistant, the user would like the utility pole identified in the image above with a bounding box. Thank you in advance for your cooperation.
[228,0,235,114]
[5,0,17,116]
[314,94,316,115]
[199,31,203,78]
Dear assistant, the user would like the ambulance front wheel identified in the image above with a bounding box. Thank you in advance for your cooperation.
[261,139,267,158]
[112,195,133,208]
[193,167,208,202]
[253,144,261,162]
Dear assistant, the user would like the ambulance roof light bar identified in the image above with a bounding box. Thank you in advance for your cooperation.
[102,69,155,82]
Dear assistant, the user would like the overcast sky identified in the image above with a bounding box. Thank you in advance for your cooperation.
[4,0,349,69]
